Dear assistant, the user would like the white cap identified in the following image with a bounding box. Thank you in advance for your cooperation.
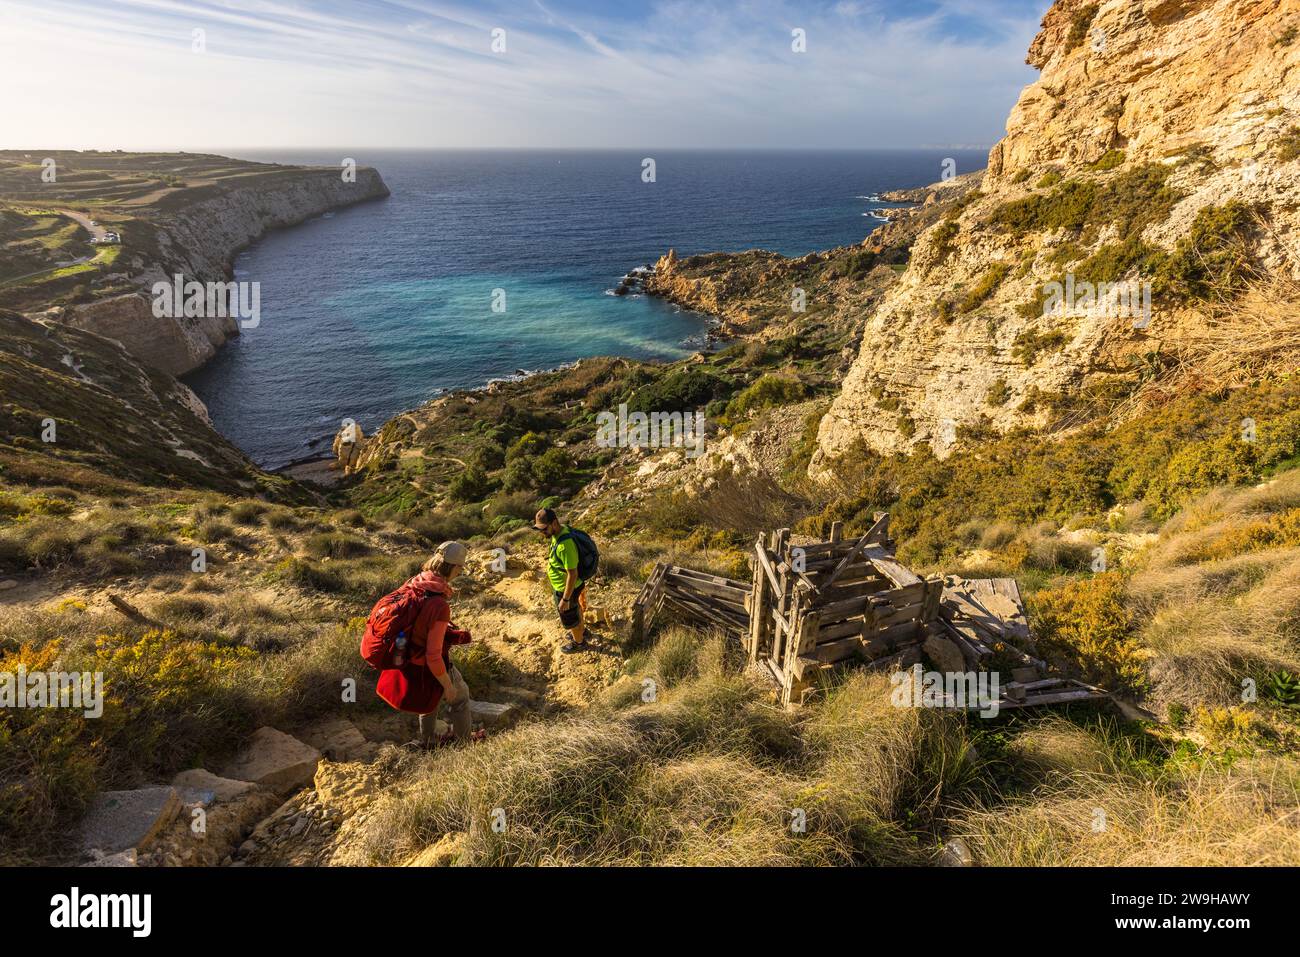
[436,540,469,565]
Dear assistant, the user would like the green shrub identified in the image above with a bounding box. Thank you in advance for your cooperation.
[959,262,1011,313]
[930,220,959,261]
[1012,327,1069,366]
[449,467,492,503]
[531,448,574,493]
[506,431,546,463]
[723,375,805,422]
[469,444,505,472]
[268,557,344,592]
[1066,3,1099,50]
[992,164,1180,238]
[627,368,731,415]
[1275,125,1300,162]
[304,531,372,560]
[1149,202,1258,301]
[228,501,266,525]
[985,379,1011,407]
[1089,149,1125,171]
[1029,573,1147,693]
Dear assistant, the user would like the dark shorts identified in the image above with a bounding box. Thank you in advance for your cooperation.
[553,582,585,628]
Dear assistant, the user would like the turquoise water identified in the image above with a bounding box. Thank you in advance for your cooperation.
[185,149,986,466]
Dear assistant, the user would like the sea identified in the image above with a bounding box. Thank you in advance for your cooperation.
[183,148,987,467]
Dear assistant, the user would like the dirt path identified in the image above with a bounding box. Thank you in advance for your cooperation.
[457,552,626,709]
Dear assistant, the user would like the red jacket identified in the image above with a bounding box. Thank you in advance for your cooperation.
[375,572,471,714]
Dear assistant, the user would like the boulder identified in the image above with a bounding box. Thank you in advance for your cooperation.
[79,787,181,856]
[470,700,517,728]
[938,838,973,867]
[296,717,378,763]
[170,768,258,805]
[313,760,380,812]
[220,726,321,795]
[403,832,467,867]
[922,633,966,675]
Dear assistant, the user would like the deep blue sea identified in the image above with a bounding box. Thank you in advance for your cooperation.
[184,149,987,467]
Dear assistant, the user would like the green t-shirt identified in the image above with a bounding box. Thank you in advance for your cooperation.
[547,526,582,593]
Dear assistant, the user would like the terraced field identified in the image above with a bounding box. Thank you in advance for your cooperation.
[0,150,371,313]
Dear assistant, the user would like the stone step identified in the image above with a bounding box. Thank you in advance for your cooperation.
[219,726,322,795]
[170,768,259,806]
[470,699,517,727]
[296,717,378,763]
[79,786,181,857]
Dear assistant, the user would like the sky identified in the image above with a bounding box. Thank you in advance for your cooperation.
[0,0,1047,150]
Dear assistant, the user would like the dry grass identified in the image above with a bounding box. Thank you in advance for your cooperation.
[1126,268,1300,413]
[1123,473,1300,709]
[953,754,1300,866]
[340,632,971,866]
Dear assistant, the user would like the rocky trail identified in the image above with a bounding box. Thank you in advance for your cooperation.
[68,549,632,868]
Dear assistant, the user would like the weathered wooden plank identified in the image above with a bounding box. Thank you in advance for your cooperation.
[817,515,890,594]
[753,540,782,595]
[996,688,1109,709]
[667,565,746,587]
[871,602,924,631]
[868,552,922,588]
[792,654,828,680]
[813,635,862,664]
[861,622,925,658]
[664,572,748,604]
[818,618,867,642]
[794,610,821,659]
[816,594,871,622]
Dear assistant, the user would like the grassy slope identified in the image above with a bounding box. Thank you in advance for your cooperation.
[1,152,1297,865]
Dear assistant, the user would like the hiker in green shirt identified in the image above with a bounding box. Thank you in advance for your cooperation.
[533,507,589,653]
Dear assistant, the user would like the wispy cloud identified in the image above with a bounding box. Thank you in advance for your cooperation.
[0,0,1045,149]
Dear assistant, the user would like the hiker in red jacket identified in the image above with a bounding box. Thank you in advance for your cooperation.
[374,541,473,746]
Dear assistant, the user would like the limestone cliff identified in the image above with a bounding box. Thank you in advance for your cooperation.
[53,166,389,376]
[812,0,1300,476]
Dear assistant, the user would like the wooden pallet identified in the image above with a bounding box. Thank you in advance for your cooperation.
[630,562,748,642]
[627,516,1110,712]
[746,516,942,706]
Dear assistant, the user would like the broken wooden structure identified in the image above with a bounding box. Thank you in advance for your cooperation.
[631,562,749,642]
[629,513,1110,711]
[745,515,943,706]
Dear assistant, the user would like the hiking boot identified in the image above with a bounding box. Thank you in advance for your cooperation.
[561,640,589,654]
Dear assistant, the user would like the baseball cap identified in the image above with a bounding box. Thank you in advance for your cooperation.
[533,507,557,530]
[436,540,469,565]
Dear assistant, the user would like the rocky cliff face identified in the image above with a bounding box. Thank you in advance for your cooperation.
[55,167,389,376]
[812,0,1300,477]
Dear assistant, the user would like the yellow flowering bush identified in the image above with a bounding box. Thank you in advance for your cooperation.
[1028,573,1149,693]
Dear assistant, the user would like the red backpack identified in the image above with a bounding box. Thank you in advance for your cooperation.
[360,579,443,670]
